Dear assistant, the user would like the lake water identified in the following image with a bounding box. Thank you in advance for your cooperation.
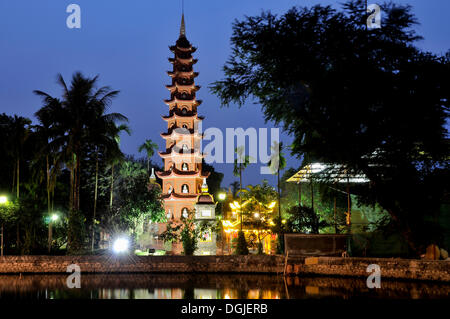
[0,273,448,299]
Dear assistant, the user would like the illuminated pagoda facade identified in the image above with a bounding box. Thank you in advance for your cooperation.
[156,14,212,254]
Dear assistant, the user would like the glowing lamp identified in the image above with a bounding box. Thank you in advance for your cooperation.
[0,196,7,205]
[218,193,226,201]
[113,237,129,254]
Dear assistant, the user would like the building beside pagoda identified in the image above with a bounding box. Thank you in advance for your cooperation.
[156,14,215,255]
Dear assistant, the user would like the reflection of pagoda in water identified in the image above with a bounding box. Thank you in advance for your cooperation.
[156,14,214,254]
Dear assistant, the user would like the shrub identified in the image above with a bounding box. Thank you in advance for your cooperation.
[235,231,249,255]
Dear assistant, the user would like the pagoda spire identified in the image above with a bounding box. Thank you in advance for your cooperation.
[180,14,186,37]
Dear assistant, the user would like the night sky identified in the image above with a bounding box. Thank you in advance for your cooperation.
[1,0,449,189]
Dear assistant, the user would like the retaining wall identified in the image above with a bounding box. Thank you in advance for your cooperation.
[285,256,450,282]
[0,255,284,274]
[0,255,448,282]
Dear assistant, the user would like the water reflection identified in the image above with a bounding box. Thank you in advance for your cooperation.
[0,274,448,299]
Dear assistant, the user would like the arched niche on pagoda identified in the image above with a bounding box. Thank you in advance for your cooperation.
[181,143,190,152]
[181,207,189,219]
[181,184,189,194]
[166,183,173,194]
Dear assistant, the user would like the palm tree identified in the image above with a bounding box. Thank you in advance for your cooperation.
[229,181,240,197]
[35,108,64,218]
[138,139,158,176]
[268,141,286,221]
[9,115,31,199]
[34,72,125,253]
[233,146,253,231]
[8,115,31,250]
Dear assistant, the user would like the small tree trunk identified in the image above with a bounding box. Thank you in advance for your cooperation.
[277,169,281,220]
[46,156,51,214]
[75,154,81,211]
[11,161,16,194]
[16,158,20,198]
[239,165,243,231]
[69,157,74,212]
[110,164,114,209]
[92,150,99,252]
[298,182,302,207]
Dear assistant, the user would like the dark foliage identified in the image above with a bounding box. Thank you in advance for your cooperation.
[211,0,450,254]
[235,230,249,255]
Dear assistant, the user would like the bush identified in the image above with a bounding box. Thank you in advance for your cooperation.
[235,231,249,255]
[181,228,197,255]
[276,235,284,254]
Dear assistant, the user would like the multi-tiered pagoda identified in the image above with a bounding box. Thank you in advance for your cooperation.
[156,14,211,252]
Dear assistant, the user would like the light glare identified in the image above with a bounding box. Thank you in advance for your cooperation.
[0,196,7,204]
[113,237,129,254]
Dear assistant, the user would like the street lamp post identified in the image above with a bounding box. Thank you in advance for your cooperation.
[217,192,226,255]
[0,195,8,257]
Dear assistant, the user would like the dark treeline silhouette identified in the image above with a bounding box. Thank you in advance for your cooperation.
[0,72,165,254]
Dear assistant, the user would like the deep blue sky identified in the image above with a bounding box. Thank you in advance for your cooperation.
[1,0,449,189]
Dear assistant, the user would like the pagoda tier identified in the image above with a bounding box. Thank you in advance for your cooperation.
[167,69,199,77]
[164,97,202,107]
[156,167,210,179]
[156,13,210,226]
[160,129,204,140]
[158,149,205,159]
[161,193,198,201]
[162,112,204,121]
[169,57,198,65]
[166,83,200,93]
[169,44,197,53]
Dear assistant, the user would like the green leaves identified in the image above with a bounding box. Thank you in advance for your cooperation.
[211,0,450,253]
[138,139,158,158]
[160,209,216,255]
[0,200,19,224]
[115,159,165,227]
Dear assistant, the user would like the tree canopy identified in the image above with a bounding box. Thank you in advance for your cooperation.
[211,0,450,254]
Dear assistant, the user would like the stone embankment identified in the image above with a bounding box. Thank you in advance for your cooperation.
[0,255,448,281]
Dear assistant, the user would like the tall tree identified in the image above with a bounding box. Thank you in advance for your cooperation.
[233,146,253,231]
[89,120,129,251]
[9,115,31,199]
[268,141,286,220]
[138,139,158,176]
[211,0,450,254]
[35,72,126,253]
